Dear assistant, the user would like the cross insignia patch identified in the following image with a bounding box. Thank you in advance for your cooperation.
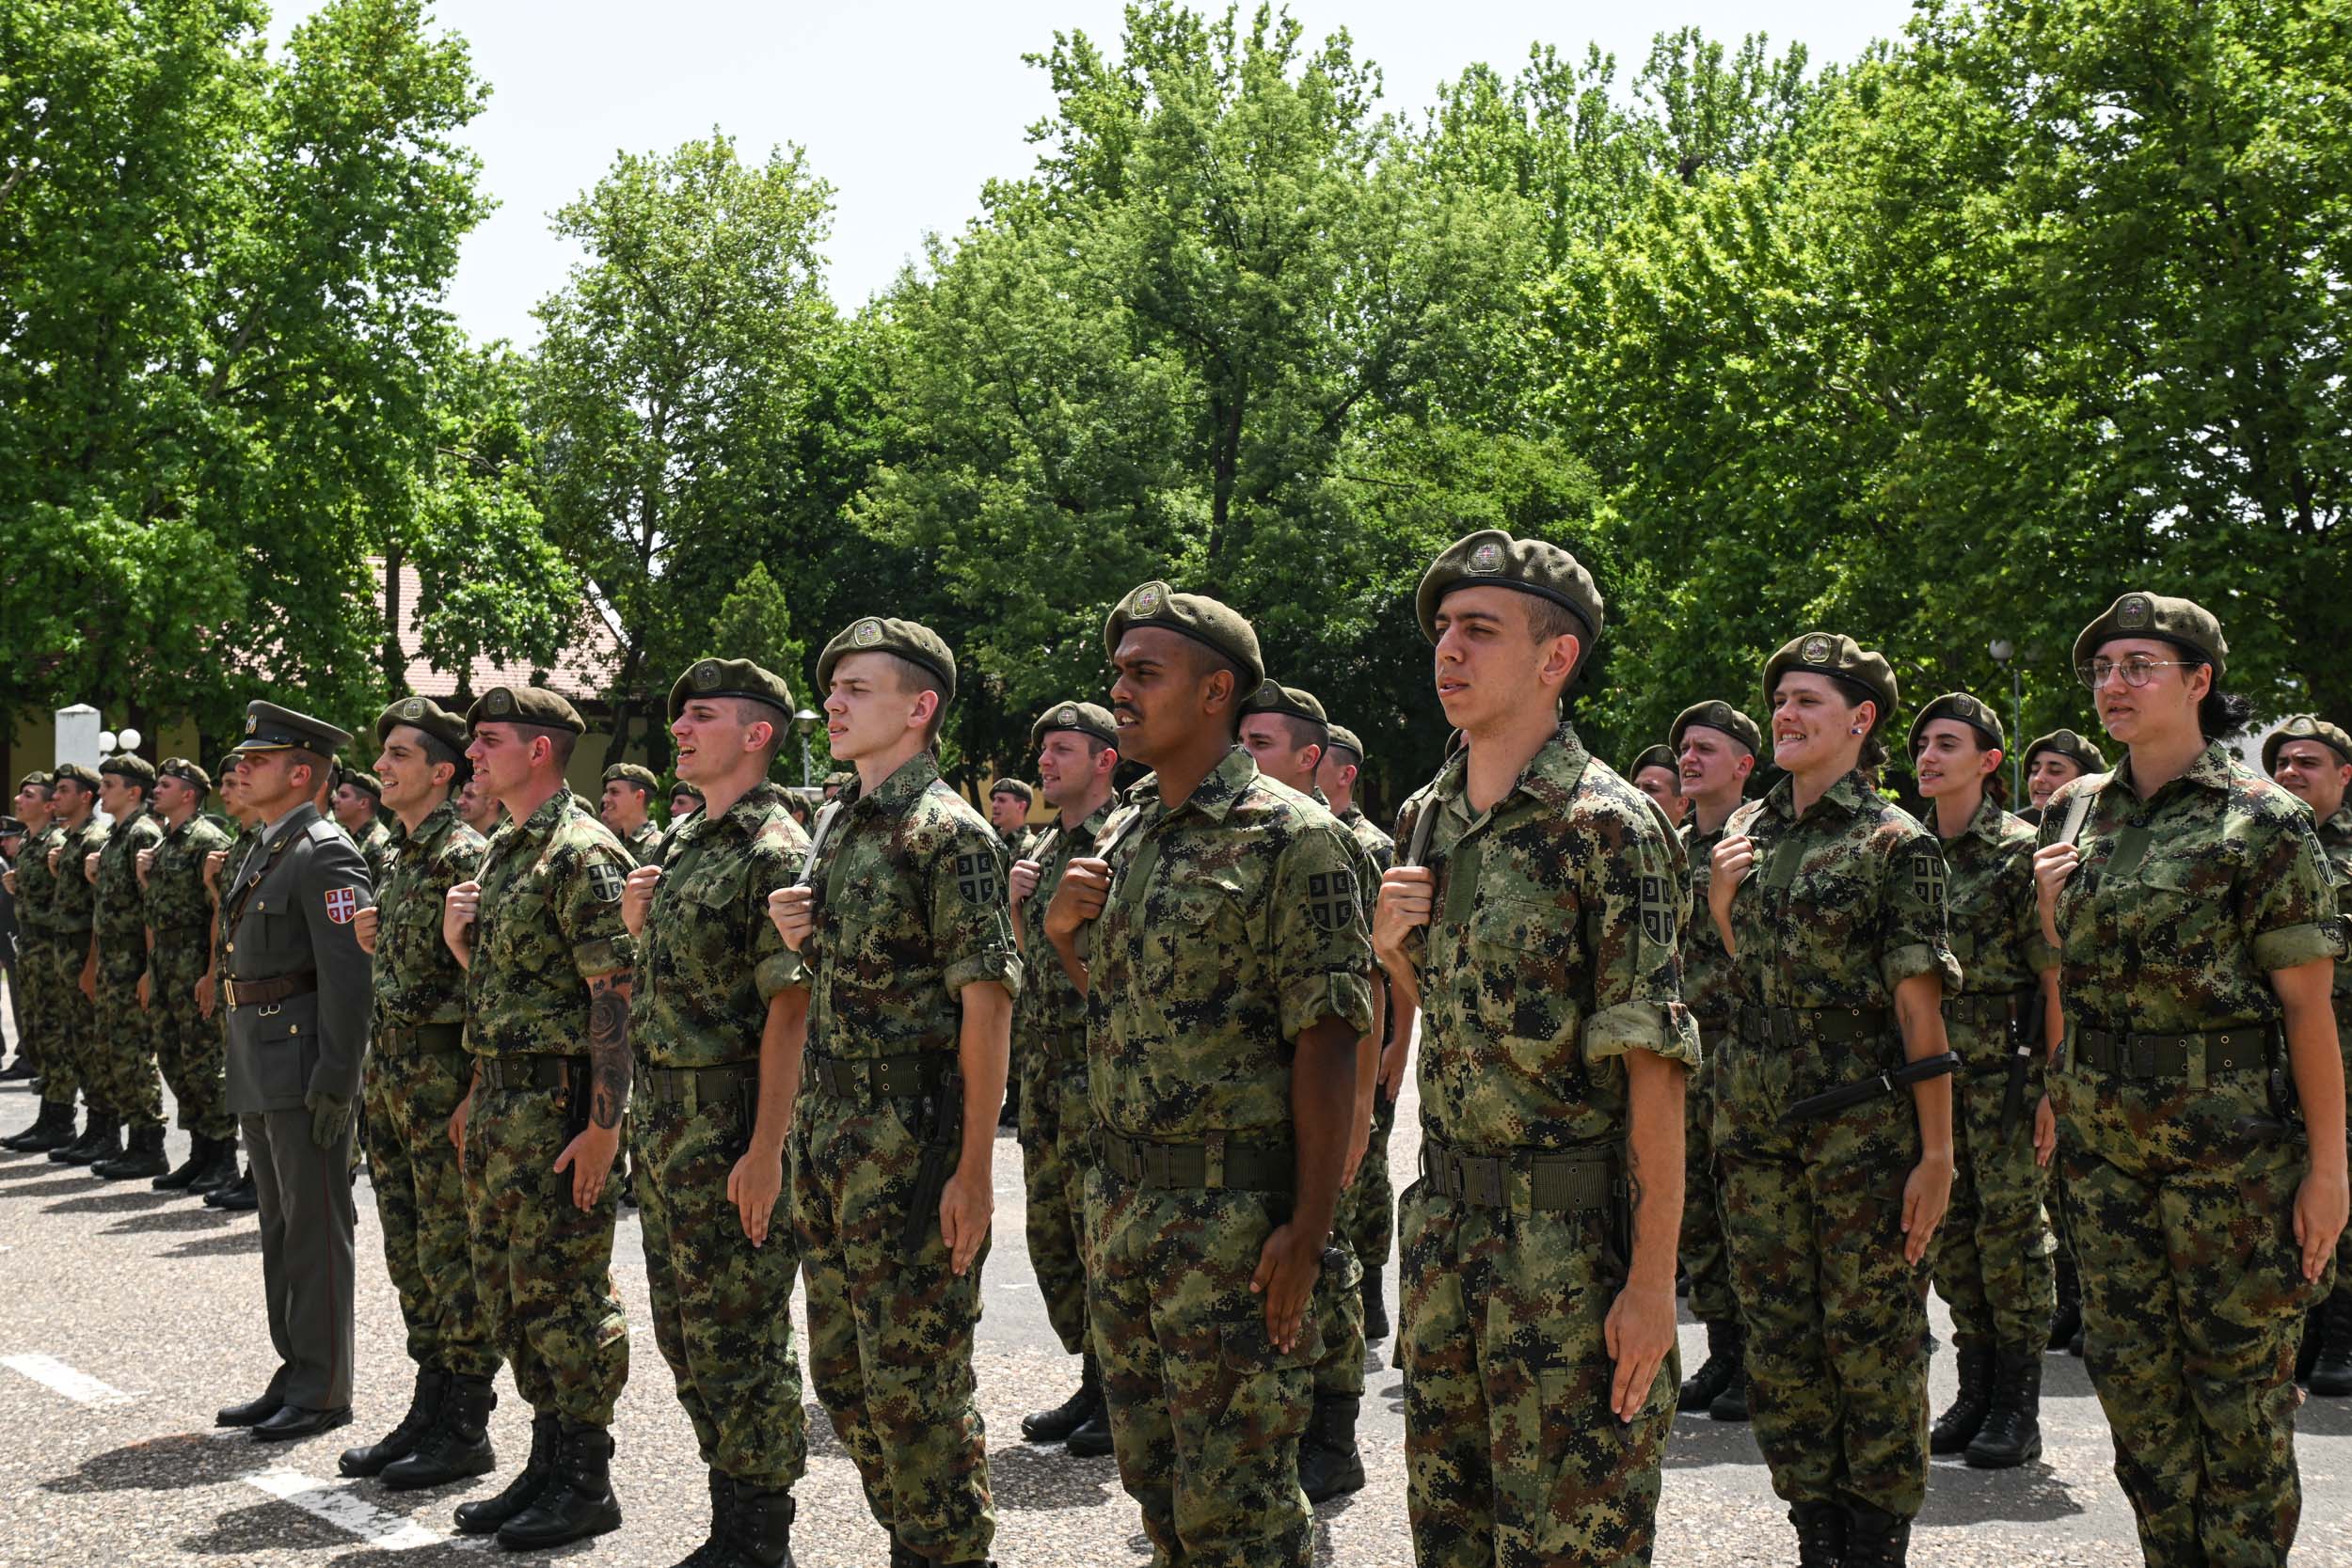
[1306,868,1357,934]
[588,861,626,902]
[955,850,1002,907]
[324,887,358,925]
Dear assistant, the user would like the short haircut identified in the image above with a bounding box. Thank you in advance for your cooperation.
[1522,594,1584,647]
[734,699,788,763]
[878,652,947,748]
[288,747,332,792]
[516,722,578,769]
[1181,640,1248,737]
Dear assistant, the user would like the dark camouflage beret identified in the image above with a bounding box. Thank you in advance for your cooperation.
[602,763,660,794]
[215,753,242,781]
[99,752,156,786]
[18,771,54,792]
[1324,724,1365,764]
[821,771,854,791]
[51,762,102,791]
[1762,632,1899,721]
[1415,530,1605,654]
[670,782,705,800]
[1909,691,2005,756]
[817,617,957,705]
[158,757,213,791]
[376,696,469,763]
[342,768,383,799]
[2074,590,2227,681]
[1029,700,1119,753]
[2263,714,2352,774]
[467,685,584,735]
[989,777,1034,802]
[668,656,798,722]
[1670,700,1762,759]
[1626,743,1677,779]
[235,700,354,754]
[1240,681,1329,736]
[2023,729,2106,775]
[1104,580,1265,695]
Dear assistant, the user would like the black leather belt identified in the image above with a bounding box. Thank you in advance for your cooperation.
[380,1022,464,1054]
[1419,1133,1620,1212]
[479,1054,585,1093]
[643,1061,756,1108]
[804,1051,950,1103]
[225,971,317,1010]
[1097,1127,1293,1192]
[2074,1025,2271,1079]
[1734,1002,1892,1050]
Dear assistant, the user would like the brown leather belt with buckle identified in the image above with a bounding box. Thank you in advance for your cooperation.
[225,971,317,1010]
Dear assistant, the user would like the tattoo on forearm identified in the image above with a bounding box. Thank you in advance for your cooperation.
[587,974,632,1130]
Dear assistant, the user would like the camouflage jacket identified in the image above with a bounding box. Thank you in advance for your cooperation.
[1392,723,1698,1153]
[633,782,809,1069]
[1337,805,1397,876]
[1085,746,1374,1143]
[797,752,1022,1063]
[95,811,163,949]
[50,815,111,936]
[2316,805,2352,1000]
[1936,792,2056,1005]
[621,818,666,868]
[145,810,232,951]
[215,822,257,946]
[2043,741,2340,1033]
[464,788,635,1059]
[1679,816,1738,1028]
[352,816,392,889]
[1015,798,1118,1056]
[373,800,485,1035]
[13,823,63,935]
[1723,769,1963,1015]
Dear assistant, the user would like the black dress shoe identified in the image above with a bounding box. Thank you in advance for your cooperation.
[218,1377,291,1428]
[253,1404,354,1441]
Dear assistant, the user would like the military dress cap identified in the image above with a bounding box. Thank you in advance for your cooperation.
[465,685,585,735]
[375,695,469,763]
[234,699,356,754]
[990,778,1034,802]
[1240,680,1329,735]
[52,762,102,791]
[2023,728,2106,775]
[0,816,23,838]
[816,617,957,705]
[1325,724,1365,763]
[603,763,660,793]
[1762,633,1899,721]
[1909,692,2006,755]
[1104,580,1265,694]
[157,757,213,791]
[1627,743,1677,779]
[1029,700,1119,752]
[2073,590,2228,680]
[18,770,53,791]
[1414,529,1606,652]
[667,656,798,721]
[98,752,156,786]
[344,768,383,799]
[1670,699,1762,758]
[2263,714,2352,773]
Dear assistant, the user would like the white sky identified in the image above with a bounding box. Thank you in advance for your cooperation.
[272,1,1911,348]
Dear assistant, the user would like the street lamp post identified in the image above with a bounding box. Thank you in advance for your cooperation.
[1989,640,2024,802]
[792,707,822,788]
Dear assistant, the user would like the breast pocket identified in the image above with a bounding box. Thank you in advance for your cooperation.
[488,890,550,968]
[1467,895,1583,1075]
[250,995,322,1102]
[1142,875,1247,992]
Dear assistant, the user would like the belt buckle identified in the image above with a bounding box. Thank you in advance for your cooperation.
[222,978,238,1010]
[2125,1037,2160,1079]
[1463,1157,1504,1208]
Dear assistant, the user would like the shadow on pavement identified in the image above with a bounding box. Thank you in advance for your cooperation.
[44,1432,264,1494]
[988,1438,1123,1512]
[164,1226,263,1258]
[179,1498,358,1556]
[1917,1461,2086,1525]
[2302,1395,2352,1436]
[108,1202,243,1234]
[44,1186,180,1215]
[1661,1414,1767,1469]
[0,1172,113,1198]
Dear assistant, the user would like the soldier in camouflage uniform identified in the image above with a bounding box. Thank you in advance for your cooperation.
[768,616,1017,1568]
[335,698,502,1490]
[1009,700,1121,1459]
[2020,727,2107,828]
[42,765,111,1167]
[1708,633,1963,1568]
[2,775,73,1149]
[600,763,667,866]
[1041,583,1372,1568]
[192,756,264,1210]
[2037,594,2346,1568]
[333,768,394,888]
[668,782,703,826]
[1910,694,2059,1467]
[623,658,812,1568]
[988,778,1038,863]
[1370,534,1692,1568]
[139,760,238,1190]
[84,759,158,1176]
[1668,700,1760,1423]
[443,685,634,1551]
[2265,714,2352,1395]
[1626,742,1688,830]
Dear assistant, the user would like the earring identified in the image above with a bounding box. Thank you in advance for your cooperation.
[1851,726,1866,736]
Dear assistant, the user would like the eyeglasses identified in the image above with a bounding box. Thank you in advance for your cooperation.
[2075,656,2190,689]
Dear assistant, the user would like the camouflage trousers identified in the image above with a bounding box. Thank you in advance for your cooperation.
[1341,1089,1399,1283]
[149,941,234,1141]
[1716,1035,1930,1519]
[1017,1037,1094,1356]
[462,1074,629,1426]
[1931,1018,2054,1354]
[89,943,163,1128]
[1679,1047,1738,1324]
[14,931,60,1085]
[1398,1179,1676,1568]
[40,936,94,1109]
[365,1034,496,1379]
[2053,1053,2321,1568]
[1086,1166,1352,1568]
[637,1083,806,1491]
[793,1089,991,1562]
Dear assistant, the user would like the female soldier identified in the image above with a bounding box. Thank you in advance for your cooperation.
[2020,729,2107,826]
[1709,633,1961,1568]
[1910,694,2058,1468]
[2034,592,2347,1568]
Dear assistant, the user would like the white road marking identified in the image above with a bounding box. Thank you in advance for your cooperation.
[243,1465,484,1551]
[1,1353,139,1407]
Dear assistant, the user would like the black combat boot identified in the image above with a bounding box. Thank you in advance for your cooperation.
[887,1534,922,1568]
[1064,1399,1114,1458]
[2310,1291,2352,1397]
[453,1412,559,1535]
[1361,1266,1391,1343]
[1295,1394,1365,1503]
[1790,1502,1845,1568]
[710,1485,796,1568]
[1930,1342,1995,1454]
[1842,1503,1911,1567]
[671,1469,737,1568]
[1020,1354,1102,1444]
[1680,1318,1743,1410]
[381,1372,497,1490]
[1708,1354,1750,1421]
[0,1054,35,1082]
[205,1165,259,1210]
[496,1419,621,1549]
[2069,1320,2085,1357]
[153,1132,216,1190]
[4,1100,75,1151]
[339,1368,449,1479]
[2049,1250,2082,1352]
[1965,1344,2043,1467]
[187,1137,240,1194]
[94,1122,168,1180]
[56,1111,121,1166]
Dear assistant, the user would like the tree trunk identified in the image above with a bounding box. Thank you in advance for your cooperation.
[380,547,406,692]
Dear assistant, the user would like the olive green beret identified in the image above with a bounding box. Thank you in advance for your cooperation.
[467,685,585,735]
[1240,681,1329,736]
[1325,724,1365,764]
[215,753,242,781]
[1104,580,1264,694]
[1626,744,1677,779]
[100,752,156,786]
[2074,591,2227,681]
[1909,692,2005,756]
[235,700,355,754]
[52,763,101,791]
[1029,701,1119,753]
[668,657,798,722]
[990,778,1034,802]
[1414,530,1605,656]
[2263,715,2352,774]
[2024,729,2106,775]
[18,770,54,792]
[670,781,705,800]
[343,768,383,800]
[158,757,213,791]
[821,771,854,791]
[376,696,470,765]
[1762,633,1899,722]
[1669,700,1761,759]
[816,617,957,705]
[603,764,660,794]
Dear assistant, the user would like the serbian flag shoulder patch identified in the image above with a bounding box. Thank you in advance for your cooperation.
[324,886,358,925]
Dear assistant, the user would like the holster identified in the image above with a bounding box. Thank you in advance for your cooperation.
[1783,1051,1962,1123]
[901,1069,966,1261]
[2000,997,2045,1139]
